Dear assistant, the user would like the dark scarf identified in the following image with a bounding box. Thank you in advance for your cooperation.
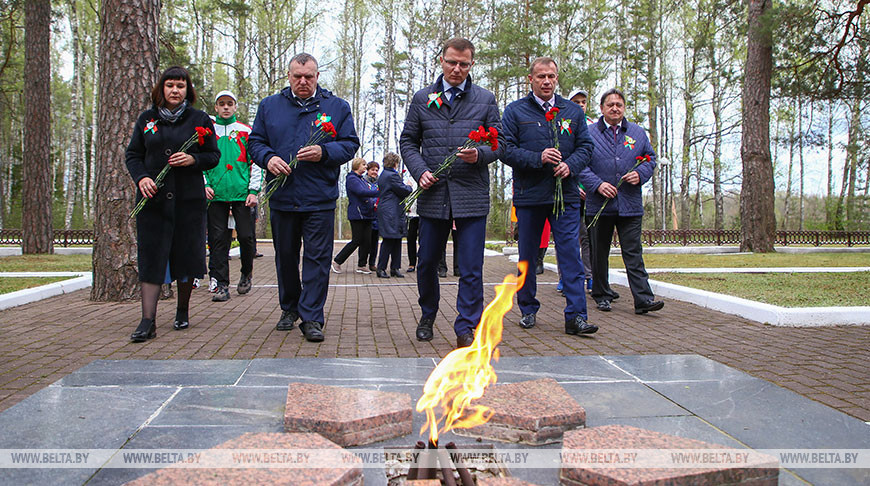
[158,100,188,123]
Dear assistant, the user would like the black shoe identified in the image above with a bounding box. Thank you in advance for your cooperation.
[130,318,156,342]
[369,264,378,272]
[276,310,298,331]
[391,269,405,278]
[212,284,230,302]
[254,252,264,258]
[611,291,620,300]
[237,273,252,294]
[300,321,325,342]
[456,332,474,348]
[566,315,598,335]
[173,309,189,331]
[596,300,612,312]
[635,299,664,314]
[536,247,547,274]
[376,269,390,278]
[438,268,447,278]
[416,317,435,342]
[407,266,415,273]
[519,313,536,329]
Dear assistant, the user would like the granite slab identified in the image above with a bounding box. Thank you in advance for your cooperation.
[604,354,758,382]
[559,381,691,420]
[284,382,413,446]
[55,359,250,387]
[453,378,585,445]
[123,432,363,486]
[560,425,779,486]
[491,356,635,383]
[238,358,437,386]
[147,386,287,427]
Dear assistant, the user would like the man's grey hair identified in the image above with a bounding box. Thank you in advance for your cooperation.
[600,88,626,106]
[290,53,318,69]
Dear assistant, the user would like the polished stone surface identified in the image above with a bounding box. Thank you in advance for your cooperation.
[284,382,412,446]
[0,355,867,486]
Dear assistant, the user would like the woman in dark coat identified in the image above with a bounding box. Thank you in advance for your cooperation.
[332,157,379,274]
[375,153,412,278]
[125,66,219,342]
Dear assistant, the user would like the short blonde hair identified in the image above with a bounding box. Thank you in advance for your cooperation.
[351,157,367,171]
[383,152,401,169]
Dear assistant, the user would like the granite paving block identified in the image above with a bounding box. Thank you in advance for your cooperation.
[239,358,437,386]
[560,425,779,486]
[492,356,634,383]
[284,382,413,446]
[149,387,287,427]
[594,416,745,448]
[604,354,757,382]
[123,432,363,486]
[56,359,251,386]
[453,378,585,445]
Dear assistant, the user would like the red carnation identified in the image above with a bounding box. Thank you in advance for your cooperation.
[469,130,482,142]
[226,164,234,170]
[195,126,212,145]
[545,107,559,122]
[321,122,337,137]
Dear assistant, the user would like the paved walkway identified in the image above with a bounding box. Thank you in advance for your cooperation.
[1,246,868,422]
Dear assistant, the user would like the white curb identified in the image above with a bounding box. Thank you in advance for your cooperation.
[0,274,93,311]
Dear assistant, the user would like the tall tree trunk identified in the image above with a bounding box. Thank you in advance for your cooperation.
[845,98,860,228]
[740,0,776,252]
[23,0,53,254]
[826,102,834,228]
[87,52,99,222]
[64,0,83,231]
[782,105,794,230]
[647,0,660,230]
[679,38,699,230]
[91,0,160,301]
[798,98,805,230]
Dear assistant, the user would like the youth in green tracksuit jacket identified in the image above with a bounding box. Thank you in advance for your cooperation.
[205,115,262,200]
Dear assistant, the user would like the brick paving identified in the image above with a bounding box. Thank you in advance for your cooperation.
[1,245,868,422]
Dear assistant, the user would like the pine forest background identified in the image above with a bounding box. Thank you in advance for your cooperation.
[1,0,868,241]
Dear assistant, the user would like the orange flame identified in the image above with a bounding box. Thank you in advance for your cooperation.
[415,261,528,445]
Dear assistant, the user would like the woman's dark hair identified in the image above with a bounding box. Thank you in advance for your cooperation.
[151,66,197,107]
[366,161,380,170]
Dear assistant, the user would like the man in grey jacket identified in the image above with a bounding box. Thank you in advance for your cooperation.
[400,37,504,349]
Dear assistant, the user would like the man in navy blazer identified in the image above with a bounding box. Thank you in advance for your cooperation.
[579,88,663,315]
[501,57,598,336]
[248,53,360,342]
[400,38,504,349]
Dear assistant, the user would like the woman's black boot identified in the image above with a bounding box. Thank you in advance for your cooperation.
[173,308,189,330]
[130,318,156,342]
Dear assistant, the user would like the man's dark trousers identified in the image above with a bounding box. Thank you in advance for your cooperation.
[208,201,255,286]
[417,215,486,337]
[271,209,334,324]
[516,203,587,321]
[377,237,402,272]
[586,214,653,306]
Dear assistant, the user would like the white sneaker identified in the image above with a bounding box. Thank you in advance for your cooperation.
[355,266,371,274]
[208,277,218,293]
[331,261,342,274]
[192,278,201,289]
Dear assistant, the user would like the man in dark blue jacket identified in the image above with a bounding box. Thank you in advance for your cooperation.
[502,57,597,336]
[400,37,504,349]
[579,88,663,315]
[248,53,360,342]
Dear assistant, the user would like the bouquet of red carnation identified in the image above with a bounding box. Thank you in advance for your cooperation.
[206,163,235,208]
[545,106,567,215]
[588,154,652,227]
[130,126,213,218]
[261,114,337,203]
[402,125,498,211]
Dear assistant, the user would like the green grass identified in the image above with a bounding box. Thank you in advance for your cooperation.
[0,254,93,272]
[0,277,70,295]
[633,252,870,268]
[651,272,870,307]
[485,243,504,252]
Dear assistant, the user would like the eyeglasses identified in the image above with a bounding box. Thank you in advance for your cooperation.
[443,59,472,70]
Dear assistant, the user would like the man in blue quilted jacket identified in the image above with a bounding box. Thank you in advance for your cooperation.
[579,88,663,315]
[400,37,504,349]
[248,53,360,342]
[502,57,597,336]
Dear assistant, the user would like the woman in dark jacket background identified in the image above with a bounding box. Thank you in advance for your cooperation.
[375,153,412,278]
[125,66,219,342]
[332,157,379,274]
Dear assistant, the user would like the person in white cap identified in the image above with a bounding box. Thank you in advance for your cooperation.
[204,90,263,302]
[568,88,596,125]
